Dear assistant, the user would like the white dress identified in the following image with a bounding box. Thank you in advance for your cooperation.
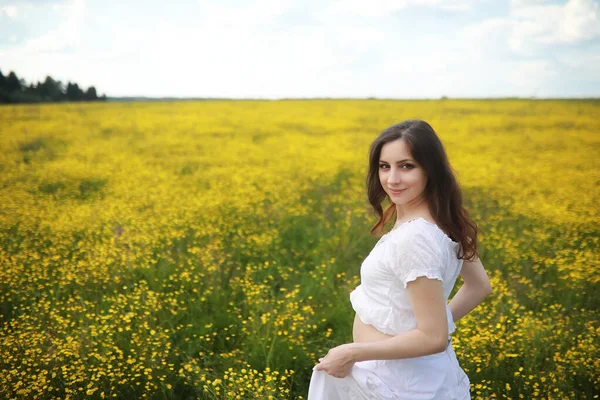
[308,218,471,400]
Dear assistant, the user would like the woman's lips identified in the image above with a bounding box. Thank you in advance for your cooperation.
[389,188,406,195]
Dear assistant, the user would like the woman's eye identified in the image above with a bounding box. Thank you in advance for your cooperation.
[379,164,389,169]
[401,163,415,169]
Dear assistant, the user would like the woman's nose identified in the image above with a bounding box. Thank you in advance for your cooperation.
[387,168,401,184]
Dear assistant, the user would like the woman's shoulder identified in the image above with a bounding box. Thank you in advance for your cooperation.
[388,217,441,238]
[387,217,458,248]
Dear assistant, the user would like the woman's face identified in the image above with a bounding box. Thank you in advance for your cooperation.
[378,139,428,207]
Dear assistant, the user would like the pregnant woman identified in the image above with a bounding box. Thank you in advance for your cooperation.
[307,120,492,399]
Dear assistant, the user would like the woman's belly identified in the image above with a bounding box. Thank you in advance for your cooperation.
[352,313,395,343]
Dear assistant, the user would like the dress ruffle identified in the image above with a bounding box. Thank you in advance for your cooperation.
[350,284,457,336]
[350,285,404,336]
[402,269,443,288]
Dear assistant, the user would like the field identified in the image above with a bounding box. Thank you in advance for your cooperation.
[0,99,599,399]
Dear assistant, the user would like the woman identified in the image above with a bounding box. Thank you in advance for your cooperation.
[307,120,492,399]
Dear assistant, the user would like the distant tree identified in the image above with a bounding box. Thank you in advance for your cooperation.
[0,70,7,102]
[0,68,107,103]
[38,78,49,100]
[66,82,84,101]
[0,69,6,91]
[66,82,75,100]
[6,71,22,93]
[84,86,98,101]
[44,76,64,101]
[38,76,63,101]
[21,83,42,103]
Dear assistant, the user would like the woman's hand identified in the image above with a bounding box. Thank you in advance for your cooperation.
[315,343,357,378]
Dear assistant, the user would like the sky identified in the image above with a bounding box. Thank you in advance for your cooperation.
[1,0,599,99]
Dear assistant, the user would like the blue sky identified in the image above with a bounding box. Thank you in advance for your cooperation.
[1,0,599,98]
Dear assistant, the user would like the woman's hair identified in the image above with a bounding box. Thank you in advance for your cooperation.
[366,119,479,260]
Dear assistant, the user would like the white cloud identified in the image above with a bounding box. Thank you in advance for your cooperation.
[562,0,600,41]
[0,5,17,18]
[509,59,559,89]
[429,12,598,98]
[12,0,85,53]
[197,0,297,28]
[557,52,600,80]
[510,0,552,7]
[457,18,513,52]
[509,0,600,54]
[559,52,600,68]
[460,0,600,56]
[326,0,482,16]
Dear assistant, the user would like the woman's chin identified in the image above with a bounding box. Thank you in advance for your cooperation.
[389,197,405,205]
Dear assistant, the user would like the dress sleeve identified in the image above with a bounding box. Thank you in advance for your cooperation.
[386,226,445,288]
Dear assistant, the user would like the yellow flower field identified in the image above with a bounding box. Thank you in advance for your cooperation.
[0,99,598,399]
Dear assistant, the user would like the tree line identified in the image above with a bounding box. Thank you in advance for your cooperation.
[0,68,107,104]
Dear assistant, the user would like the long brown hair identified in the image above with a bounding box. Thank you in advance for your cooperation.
[366,120,478,260]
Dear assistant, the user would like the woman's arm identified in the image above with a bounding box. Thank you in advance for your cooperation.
[346,260,492,362]
[448,257,492,322]
[350,276,449,361]
[315,276,449,376]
